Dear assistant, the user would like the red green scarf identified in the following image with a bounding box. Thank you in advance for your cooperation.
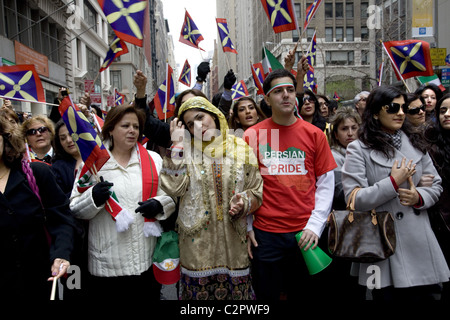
[77,143,162,237]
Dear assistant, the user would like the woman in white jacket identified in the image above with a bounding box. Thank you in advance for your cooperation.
[70,104,175,300]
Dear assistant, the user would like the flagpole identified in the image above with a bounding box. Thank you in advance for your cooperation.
[381,40,411,92]
[0,95,59,106]
[88,72,101,95]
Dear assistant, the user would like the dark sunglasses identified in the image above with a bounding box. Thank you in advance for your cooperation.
[406,105,426,115]
[26,126,49,136]
[382,103,408,114]
[303,96,315,103]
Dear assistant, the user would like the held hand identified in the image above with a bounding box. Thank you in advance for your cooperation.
[391,158,416,187]
[48,258,70,281]
[398,176,420,207]
[229,193,244,217]
[80,92,91,108]
[223,69,236,90]
[92,176,113,207]
[133,70,147,98]
[196,61,211,82]
[297,229,319,251]
[169,117,185,147]
[297,56,309,74]
[284,44,297,71]
[135,199,163,219]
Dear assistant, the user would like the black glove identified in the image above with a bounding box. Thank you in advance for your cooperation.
[223,69,236,90]
[92,177,113,207]
[196,61,211,82]
[135,199,163,219]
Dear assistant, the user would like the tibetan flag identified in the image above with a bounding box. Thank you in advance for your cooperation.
[178,59,191,87]
[304,0,323,30]
[98,0,148,47]
[99,37,129,72]
[58,96,110,172]
[154,64,175,120]
[251,62,265,95]
[179,10,204,51]
[333,91,341,101]
[115,88,125,106]
[231,80,249,100]
[260,0,298,33]
[216,18,237,54]
[418,74,446,92]
[382,40,433,80]
[0,65,45,102]
[262,46,284,76]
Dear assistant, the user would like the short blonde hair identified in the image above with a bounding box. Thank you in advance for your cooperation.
[21,115,55,141]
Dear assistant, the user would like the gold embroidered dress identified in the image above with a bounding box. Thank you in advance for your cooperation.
[161,97,263,300]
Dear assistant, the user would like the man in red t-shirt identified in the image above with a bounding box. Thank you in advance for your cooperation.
[244,68,336,300]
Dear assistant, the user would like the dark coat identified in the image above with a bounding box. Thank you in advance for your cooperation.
[0,161,75,299]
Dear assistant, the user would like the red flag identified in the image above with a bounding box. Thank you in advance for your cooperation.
[251,63,265,95]
[304,0,323,30]
[178,59,191,87]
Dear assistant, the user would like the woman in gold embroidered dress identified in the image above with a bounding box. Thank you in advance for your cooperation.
[161,97,263,300]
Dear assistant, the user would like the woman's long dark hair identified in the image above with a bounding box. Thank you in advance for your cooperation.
[424,93,450,180]
[297,89,327,131]
[359,85,427,158]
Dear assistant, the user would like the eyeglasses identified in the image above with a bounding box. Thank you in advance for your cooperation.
[382,103,408,114]
[406,105,426,115]
[303,96,314,104]
[26,126,49,136]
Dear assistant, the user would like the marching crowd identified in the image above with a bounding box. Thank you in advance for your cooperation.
[0,56,449,302]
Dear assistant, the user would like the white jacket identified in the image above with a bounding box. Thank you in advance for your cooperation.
[70,145,176,277]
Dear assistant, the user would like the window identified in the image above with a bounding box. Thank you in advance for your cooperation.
[346,2,354,18]
[361,2,369,18]
[346,27,354,41]
[110,70,122,91]
[325,27,333,42]
[361,27,368,40]
[335,3,344,18]
[325,3,333,18]
[361,50,369,65]
[84,1,98,32]
[86,46,100,91]
[336,27,343,42]
[306,28,315,42]
[326,51,354,65]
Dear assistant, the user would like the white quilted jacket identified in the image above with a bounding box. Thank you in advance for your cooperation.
[70,146,176,277]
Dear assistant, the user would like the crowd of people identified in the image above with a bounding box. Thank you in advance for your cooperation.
[0,58,449,302]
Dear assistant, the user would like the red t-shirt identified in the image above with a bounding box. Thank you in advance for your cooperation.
[244,118,337,233]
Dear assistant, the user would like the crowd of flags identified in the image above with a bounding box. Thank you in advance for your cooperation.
[0,0,445,177]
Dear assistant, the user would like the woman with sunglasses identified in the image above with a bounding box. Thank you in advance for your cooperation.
[341,85,449,300]
[424,93,450,300]
[21,115,55,164]
[405,93,426,128]
[0,116,75,300]
[297,90,327,131]
[415,83,443,123]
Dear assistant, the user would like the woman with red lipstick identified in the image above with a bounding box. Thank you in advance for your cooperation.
[70,104,176,300]
[161,97,263,300]
[415,83,443,123]
[404,93,426,129]
[342,85,449,300]
[228,96,266,136]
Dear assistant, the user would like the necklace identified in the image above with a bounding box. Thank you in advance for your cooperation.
[0,168,10,180]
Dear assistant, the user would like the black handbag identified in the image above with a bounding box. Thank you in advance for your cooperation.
[327,187,396,263]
